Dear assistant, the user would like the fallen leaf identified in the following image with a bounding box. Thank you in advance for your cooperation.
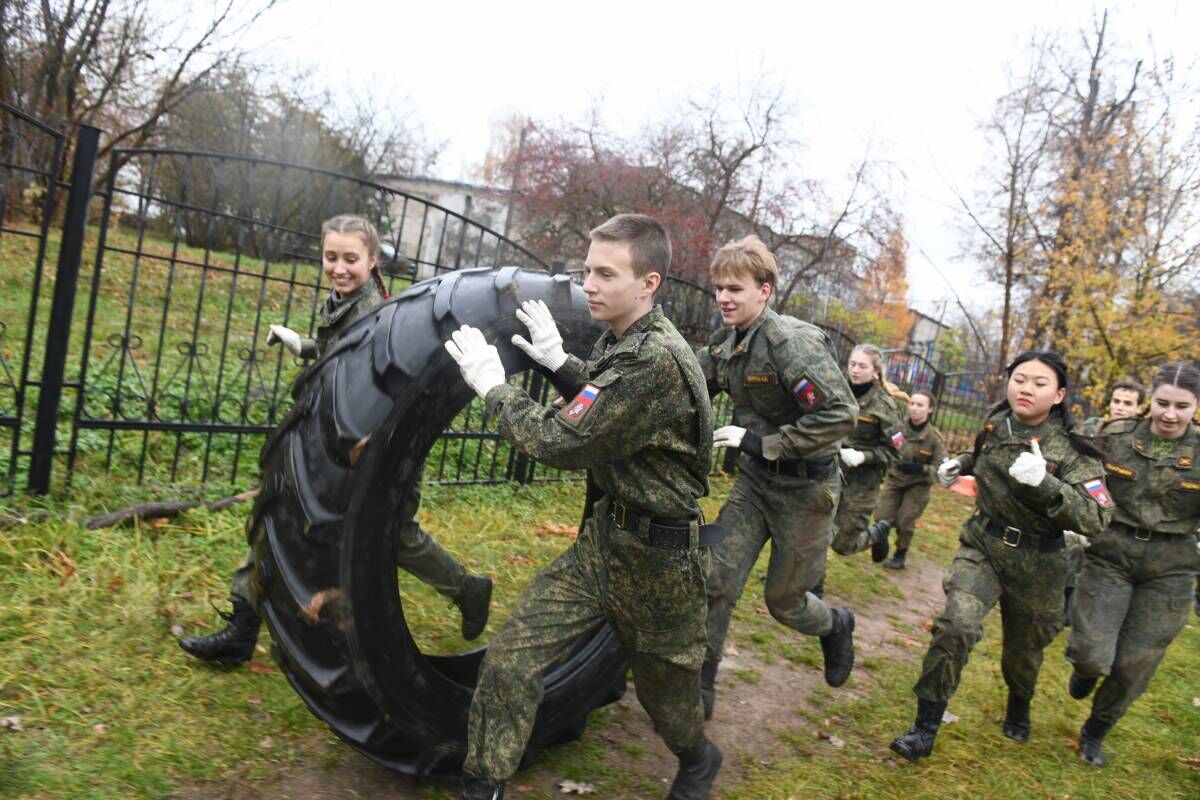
[1193,697,1200,707]
[882,758,899,768]
[534,521,577,538]
[0,716,23,731]
[1177,756,1200,770]
[107,575,125,592]
[754,605,769,616]
[247,695,262,705]
[505,554,537,565]
[171,625,184,638]
[515,786,532,793]
[1066,737,1079,749]
[246,660,276,675]
[258,736,274,749]
[51,549,77,583]
[921,620,933,632]
[300,589,346,625]
[723,643,740,656]
[941,711,959,724]
[148,517,169,528]
[558,780,595,794]
[92,723,107,735]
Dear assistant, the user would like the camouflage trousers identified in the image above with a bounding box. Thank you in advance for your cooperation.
[705,458,838,667]
[831,464,886,555]
[232,484,467,605]
[1066,528,1200,727]
[465,500,709,782]
[914,514,1067,704]
[1064,534,1086,591]
[873,479,932,552]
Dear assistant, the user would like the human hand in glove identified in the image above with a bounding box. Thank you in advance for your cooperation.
[266,324,302,356]
[511,300,568,372]
[1063,530,1091,550]
[937,458,961,487]
[713,426,746,449]
[1008,439,1047,487]
[839,448,865,468]
[444,325,507,399]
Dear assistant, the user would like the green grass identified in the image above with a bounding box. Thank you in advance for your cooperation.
[2,482,1197,799]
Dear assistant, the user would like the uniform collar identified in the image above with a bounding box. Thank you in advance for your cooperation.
[322,280,378,322]
[1131,416,1197,464]
[709,307,774,360]
[601,305,662,349]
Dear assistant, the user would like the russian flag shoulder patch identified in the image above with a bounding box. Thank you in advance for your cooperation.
[791,375,824,411]
[561,383,601,423]
[1083,477,1115,509]
[891,430,906,450]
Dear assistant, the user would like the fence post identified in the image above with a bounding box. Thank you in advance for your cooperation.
[28,125,100,494]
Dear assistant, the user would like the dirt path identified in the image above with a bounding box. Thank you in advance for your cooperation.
[171,557,947,800]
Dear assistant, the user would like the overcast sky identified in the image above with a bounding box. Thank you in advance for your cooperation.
[242,0,1199,320]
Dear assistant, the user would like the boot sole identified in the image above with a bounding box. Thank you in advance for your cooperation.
[824,611,855,688]
[889,739,927,763]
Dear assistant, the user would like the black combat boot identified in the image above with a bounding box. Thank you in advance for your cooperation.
[455,575,493,641]
[890,698,946,762]
[883,547,908,570]
[868,520,891,563]
[819,607,856,687]
[1002,692,1031,742]
[179,597,260,665]
[1068,671,1098,700]
[1078,716,1111,767]
[1062,586,1074,627]
[700,659,719,721]
[667,737,722,800]
[462,772,505,799]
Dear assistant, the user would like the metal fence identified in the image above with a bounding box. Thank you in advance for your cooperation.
[1,101,994,494]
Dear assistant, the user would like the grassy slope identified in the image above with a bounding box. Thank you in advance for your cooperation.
[1,482,1197,799]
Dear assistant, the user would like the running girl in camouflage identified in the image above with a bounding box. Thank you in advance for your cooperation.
[889,351,1112,763]
[1065,362,1200,767]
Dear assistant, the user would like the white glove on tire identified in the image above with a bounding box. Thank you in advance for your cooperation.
[713,426,746,449]
[839,448,865,468]
[444,325,507,399]
[511,300,568,372]
[1063,530,1091,550]
[266,325,303,356]
[1009,439,1047,487]
[937,458,962,487]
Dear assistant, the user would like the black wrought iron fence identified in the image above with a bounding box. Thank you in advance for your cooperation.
[2,100,994,494]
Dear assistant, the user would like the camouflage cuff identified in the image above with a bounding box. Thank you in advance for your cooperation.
[484,382,522,418]
[1020,472,1065,507]
[299,338,319,359]
[739,431,763,459]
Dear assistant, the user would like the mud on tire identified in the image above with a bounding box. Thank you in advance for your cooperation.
[248,267,629,775]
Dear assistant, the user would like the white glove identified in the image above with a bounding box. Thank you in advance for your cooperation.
[1009,439,1047,487]
[937,458,962,487]
[1063,530,1091,550]
[713,425,746,449]
[266,324,302,356]
[511,300,568,372]
[839,448,865,468]
[444,325,506,399]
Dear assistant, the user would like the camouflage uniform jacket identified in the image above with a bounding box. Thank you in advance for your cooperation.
[694,308,856,462]
[486,306,712,520]
[884,419,948,488]
[298,279,385,359]
[1097,417,1200,535]
[845,382,905,468]
[959,410,1111,538]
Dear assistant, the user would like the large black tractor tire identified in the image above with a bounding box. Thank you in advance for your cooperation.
[247,267,629,776]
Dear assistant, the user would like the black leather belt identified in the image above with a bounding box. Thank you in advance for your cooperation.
[608,500,725,549]
[982,517,1064,552]
[750,455,836,480]
[1110,521,1188,544]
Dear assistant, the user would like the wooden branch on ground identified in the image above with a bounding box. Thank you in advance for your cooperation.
[83,489,260,530]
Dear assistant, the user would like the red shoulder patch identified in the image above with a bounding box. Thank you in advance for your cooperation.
[1083,478,1115,509]
[560,383,601,423]
[791,375,824,411]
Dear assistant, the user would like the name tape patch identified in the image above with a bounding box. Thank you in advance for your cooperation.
[791,376,824,411]
[744,373,778,386]
[561,383,601,423]
[1083,478,1115,508]
[1177,479,1200,492]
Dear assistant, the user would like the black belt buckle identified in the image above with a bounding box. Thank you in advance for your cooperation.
[611,501,631,530]
[1002,526,1023,548]
[648,525,689,549]
[1133,527,1151,542]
